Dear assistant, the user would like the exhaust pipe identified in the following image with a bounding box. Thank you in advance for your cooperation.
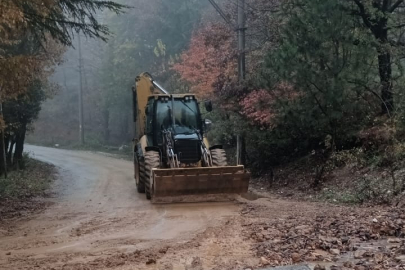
[152,80,170,95]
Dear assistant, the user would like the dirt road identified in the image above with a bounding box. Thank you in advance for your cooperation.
[1,146,404,270]
[0,146,254,270]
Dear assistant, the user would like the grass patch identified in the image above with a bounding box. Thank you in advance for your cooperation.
[317,188,360,204]
[0,158,56,200]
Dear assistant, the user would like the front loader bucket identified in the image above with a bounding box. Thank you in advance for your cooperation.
[152,166,250,199]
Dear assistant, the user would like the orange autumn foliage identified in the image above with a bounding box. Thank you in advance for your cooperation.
[240,82,299,128]
[172,23,237,99]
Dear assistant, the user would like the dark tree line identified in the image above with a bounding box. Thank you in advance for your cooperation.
[0,82,46,171]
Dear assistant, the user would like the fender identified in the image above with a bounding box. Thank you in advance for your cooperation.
[145,146,161,153]
[209,145,223,150]
[134,144,143,160]
[136,135,149,159]
[203,137,210,149]
[145,146,162,166]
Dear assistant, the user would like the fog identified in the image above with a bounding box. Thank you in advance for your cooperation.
[28,0,275,149]
[29,0,213,147]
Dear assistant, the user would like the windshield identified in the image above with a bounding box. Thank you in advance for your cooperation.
[155,99,199,135]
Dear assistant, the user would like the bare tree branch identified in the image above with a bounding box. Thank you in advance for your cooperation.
[353,0,373,29]
[388,23,405,29]
[389,0,404,12]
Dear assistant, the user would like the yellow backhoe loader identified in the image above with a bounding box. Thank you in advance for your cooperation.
[132,73,250,201]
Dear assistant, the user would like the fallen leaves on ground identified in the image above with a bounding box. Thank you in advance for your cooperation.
[242,201,405,269]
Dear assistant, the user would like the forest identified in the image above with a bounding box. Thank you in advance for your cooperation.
[3,0,405,201]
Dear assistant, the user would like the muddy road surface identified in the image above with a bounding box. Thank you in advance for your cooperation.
[0,146,254,270]
[2,147,402,270]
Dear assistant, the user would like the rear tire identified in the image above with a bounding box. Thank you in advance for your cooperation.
[211,148,228,167]
[144,151,160,200]
[135,157,145,193]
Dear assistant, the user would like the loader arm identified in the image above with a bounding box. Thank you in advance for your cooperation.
[132,72,169,141]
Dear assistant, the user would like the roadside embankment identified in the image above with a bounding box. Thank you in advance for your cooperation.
[0,158,56,220]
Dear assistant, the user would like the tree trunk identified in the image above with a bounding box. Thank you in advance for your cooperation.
[378,50,394,114]
[13,124,27,169]
[4,135,9,164]
[6,137,15,166]
[236,135,246,165]
[373,20,394,115]
[352,1,395,115]
[0,133,4,176]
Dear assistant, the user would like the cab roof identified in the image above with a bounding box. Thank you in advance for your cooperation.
[148,94,197,99]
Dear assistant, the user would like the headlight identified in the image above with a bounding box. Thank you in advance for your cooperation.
[204,119,212,131]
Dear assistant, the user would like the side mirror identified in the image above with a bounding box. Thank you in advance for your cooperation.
[204,119,212,131]
[205,100,213,112]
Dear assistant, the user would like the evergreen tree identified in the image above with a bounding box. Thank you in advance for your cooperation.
[9,0,127,46]
[263,0,379,150]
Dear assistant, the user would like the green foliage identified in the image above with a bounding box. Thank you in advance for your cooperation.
[4,80,47,131]
[317,177,393,205]
[327,148,367,169]
[258,0,380,158]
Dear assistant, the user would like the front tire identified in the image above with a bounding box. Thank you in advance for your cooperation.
[144,151,160,200]
[211,148,228,167]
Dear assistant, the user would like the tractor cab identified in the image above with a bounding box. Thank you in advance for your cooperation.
[145,95,204,165]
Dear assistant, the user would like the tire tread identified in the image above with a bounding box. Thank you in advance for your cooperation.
[211,148,228,167]
[144,151,160,200]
